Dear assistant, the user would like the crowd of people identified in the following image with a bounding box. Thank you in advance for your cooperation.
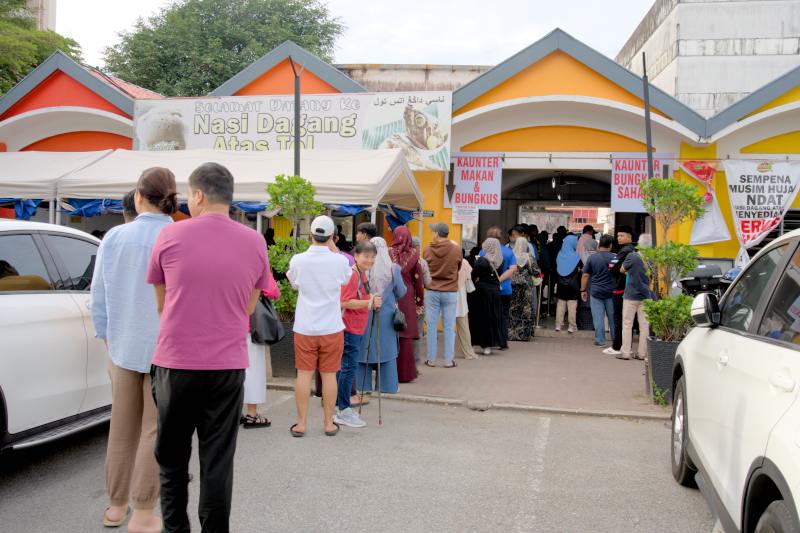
[88,161,652,532]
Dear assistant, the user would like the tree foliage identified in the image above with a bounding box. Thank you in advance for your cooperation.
[266,174,324,246]
[267,237,309,320]
[0,0,82,95]
[102,0,343,96]
[640,242,699,298]
[640,178,705,243]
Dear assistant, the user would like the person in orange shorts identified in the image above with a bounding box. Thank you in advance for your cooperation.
[287,215,353,437]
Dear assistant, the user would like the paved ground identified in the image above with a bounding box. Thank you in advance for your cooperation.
[405,332,664,417]
[0,392,713,532]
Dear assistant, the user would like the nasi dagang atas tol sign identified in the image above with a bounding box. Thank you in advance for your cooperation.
[134,92,452,171]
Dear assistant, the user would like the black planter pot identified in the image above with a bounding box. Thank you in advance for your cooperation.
[647,337,678,404]
[270,321,296,379]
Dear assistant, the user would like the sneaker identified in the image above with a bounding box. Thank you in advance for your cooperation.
[603,347,622,356]
[554,326,562,332]
[593,341,606,347]
[482,347,492,356]
[567,327,577,334]
[333,407,367,428]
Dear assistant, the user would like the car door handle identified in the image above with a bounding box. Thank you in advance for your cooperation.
[769,372,796,393]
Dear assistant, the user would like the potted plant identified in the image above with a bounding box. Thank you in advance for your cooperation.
[639,178,705,403]
[264,175,323,378]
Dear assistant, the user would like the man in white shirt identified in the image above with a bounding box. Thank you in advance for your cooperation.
[287,215,353,437]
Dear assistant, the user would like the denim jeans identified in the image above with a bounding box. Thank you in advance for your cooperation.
[589,295,615,345]
[336,331,362,410]
[425,290,457,363]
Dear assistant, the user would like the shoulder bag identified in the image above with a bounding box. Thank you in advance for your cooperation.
[250,295,286,345]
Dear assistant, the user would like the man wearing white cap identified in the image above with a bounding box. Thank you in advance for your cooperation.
[287,215,353,437]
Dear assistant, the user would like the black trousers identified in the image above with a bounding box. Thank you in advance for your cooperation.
[500,294,512,348]
[612,293,624,351]
[152,366,245,533]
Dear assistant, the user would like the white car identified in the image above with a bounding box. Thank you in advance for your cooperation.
[673,229,800,533]
[0,220,110,450]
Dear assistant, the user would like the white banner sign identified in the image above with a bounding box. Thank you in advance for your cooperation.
[610,153,674,212]
[134,92,451,171]
[723,160,800,263]
[452,205,479,225]
[449,152,503,210]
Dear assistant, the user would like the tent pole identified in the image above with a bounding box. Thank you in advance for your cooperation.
[55,198,61,225]
[49,199,55,225]
[256,212,263,234]
[370,205,377,224]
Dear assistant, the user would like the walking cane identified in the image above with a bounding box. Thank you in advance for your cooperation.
[358,310,377,416]
[375,315,383,427]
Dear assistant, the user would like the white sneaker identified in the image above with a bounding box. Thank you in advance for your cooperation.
[334,407,367,428]
[482,347,492,356]
[603,347,622,355]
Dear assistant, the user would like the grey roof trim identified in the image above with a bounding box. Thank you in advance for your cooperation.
[453,28,707,137]
[706,63,800,136]
[0,50,134,117]
[210,41,366,96]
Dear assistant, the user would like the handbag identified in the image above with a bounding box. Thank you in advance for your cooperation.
[250,295,285,345]
[393,304,408,332]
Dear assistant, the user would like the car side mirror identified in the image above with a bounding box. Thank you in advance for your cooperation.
[691,293,721,328]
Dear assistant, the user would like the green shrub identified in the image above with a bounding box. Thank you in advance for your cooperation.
[267,237,310,321]
[644,294,694,342]
[640,242,699,294]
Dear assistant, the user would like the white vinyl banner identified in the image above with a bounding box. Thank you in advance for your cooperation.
[723,160,800,264]
[451,152,503,210]
[134,92,451,171]
[610,153,674,213]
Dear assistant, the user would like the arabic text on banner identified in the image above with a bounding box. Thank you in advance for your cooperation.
[610,153,674,213]
[134,92,452,171]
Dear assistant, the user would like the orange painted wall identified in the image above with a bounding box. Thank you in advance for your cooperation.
[234,59,340,95]
[455,50,667,118]
[0,71,128,121]
[22,131,132,151]
[462,125,648,152]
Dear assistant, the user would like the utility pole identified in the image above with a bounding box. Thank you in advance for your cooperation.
[643,52,660,297]
[288,57,304,176]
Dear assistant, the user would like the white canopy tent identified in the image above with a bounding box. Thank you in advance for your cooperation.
[0,150,111,199]
[56,148,422,209]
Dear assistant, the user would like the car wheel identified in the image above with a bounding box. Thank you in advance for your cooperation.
[756,501,800,533]
[671,376,697,487]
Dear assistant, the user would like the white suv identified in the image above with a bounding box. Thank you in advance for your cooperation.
[672,230,800,533]
[0,220,110,450]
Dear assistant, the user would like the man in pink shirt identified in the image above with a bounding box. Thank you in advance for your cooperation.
[147,162,269,533]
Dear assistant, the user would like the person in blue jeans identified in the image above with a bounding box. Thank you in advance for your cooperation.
[581,234,617,347]
[335,240,379,428]
[423,222,462,368]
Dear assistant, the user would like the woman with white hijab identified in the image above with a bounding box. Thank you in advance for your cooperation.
[357,237,407,394]
[468,238,504,355]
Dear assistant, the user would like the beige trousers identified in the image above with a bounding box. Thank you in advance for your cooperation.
[555,299,577,330]
[622,299,650,358]
[456,315,476,359]
[105,360,159,510]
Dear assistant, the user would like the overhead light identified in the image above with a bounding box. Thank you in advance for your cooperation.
[551,177,556,189]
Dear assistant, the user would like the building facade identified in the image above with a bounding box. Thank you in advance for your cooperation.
[617,0,800,117]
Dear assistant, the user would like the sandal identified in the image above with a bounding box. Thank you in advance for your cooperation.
[242,413,271,429]
[103,505,130,527]
[424,360,436,368]
[444,361,457,368]
[290,424,305,438]
[325,422,341,437]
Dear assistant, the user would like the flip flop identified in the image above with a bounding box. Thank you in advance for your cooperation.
[103,505,130,527]
[290,424,305,438]
[325,422,341,437]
